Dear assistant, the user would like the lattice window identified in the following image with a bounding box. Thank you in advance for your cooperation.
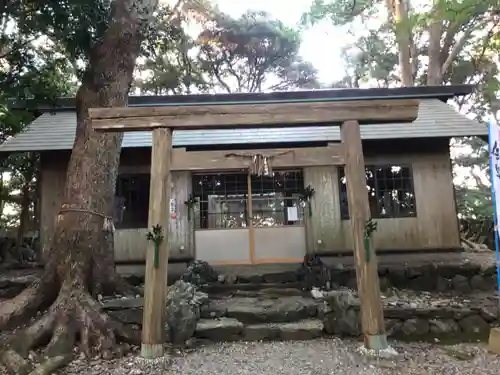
[250,170,305,227]
[338,165,416,219]
[192,173,249,229]
[115,174,150,228]
[192,171,305,229]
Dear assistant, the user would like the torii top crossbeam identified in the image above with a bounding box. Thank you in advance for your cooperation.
[90,98,419,131]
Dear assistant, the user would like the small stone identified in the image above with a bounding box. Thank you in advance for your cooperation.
[470,275,490,291]
[459,314,489,333]
[102,351,113,360]
[451,275,471,292]
[311,287,324,299]
[195,317,244,341]
[384,319,403,337]
[483,266,497,276]
[379,277,391,292]
[480,305,499,322]
[429,319,460,335]
[401,318,429,336]
[130,369,144,375]
[278,319,323,340]
[453,308,474,320]
[436,277,450,292]
[244,323,279,341]
[181,260,219,286]
[442,347,477,361]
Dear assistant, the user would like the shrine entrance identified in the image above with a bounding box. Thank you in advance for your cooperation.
[90,94,420,358]
[192,170,306,264]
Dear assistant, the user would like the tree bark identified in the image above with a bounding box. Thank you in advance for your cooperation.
[427,15,444,86]
[0,0,158,372]
[15,178,30,260]
[387,0,413,86]
[0,172,4,226]
[15,152,37,262]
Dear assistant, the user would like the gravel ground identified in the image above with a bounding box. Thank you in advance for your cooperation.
[46,339,499,375]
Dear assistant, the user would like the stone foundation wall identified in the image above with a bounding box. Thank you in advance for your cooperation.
[217,262,498,293]
[374,263,498,293]
[321,290,498,341]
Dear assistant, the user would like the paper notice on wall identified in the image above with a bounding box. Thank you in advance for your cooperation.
[287,206,299,221]
[170,198,177,214]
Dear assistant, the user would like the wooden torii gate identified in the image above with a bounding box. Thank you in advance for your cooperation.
[90,98,420,358]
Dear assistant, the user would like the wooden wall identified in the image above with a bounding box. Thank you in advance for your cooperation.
[39,149,194,261]
[39,138,460,261]
[303,149,460,252]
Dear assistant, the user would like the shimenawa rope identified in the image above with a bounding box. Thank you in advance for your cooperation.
[57,208,115,233]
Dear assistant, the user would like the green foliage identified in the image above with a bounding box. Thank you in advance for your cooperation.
[301,0,499,221]
[135,8,319,95]
[0,0,82,233]
[301,0,377,26]
[0,0,320,234]
[197,10,319,92]
[135,5,210,94]
[18,0,111,66]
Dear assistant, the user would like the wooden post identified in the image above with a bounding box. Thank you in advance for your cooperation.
[247,172,255,264]
[141,127,173,358]
[340,120,387,350]
[489,327,500,354]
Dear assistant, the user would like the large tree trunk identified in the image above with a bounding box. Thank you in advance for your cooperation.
[0,0,158,373]
[388,0,413,86]
[426,10,443,86]
[15,178,30,261]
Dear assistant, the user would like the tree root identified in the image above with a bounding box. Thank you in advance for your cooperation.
[0,289,141,375]
[29,355,73,375]
[0,278,56,332]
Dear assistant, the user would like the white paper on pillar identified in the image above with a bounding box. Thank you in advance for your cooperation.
[170,198,176,213]
[287,206,299,221]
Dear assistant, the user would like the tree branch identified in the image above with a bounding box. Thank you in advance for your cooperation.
[440,27,475,76]
[455,20,500,109]
[0,36,40,60]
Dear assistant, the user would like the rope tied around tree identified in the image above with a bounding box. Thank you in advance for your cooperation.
[225,150,295,176]
[57,207,115,233]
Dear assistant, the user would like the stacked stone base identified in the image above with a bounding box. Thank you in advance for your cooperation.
[103,289,499,344]
[319,290,498,343]
[196,318,323,341]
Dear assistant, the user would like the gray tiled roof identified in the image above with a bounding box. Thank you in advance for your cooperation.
[0,99,487,152]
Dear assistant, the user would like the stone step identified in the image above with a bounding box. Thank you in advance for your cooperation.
[195,317,324,342]
[201,282,303,294]
[200,296,318,324]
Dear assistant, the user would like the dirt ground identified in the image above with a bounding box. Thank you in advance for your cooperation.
[53,339,500,375]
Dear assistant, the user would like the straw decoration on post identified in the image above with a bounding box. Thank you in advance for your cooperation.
[146,224,164,269]
[363,218,377,263]
[184,193,198,222]
[299,185,315,217]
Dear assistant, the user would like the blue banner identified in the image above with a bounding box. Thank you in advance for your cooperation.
[487,118,500,299]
